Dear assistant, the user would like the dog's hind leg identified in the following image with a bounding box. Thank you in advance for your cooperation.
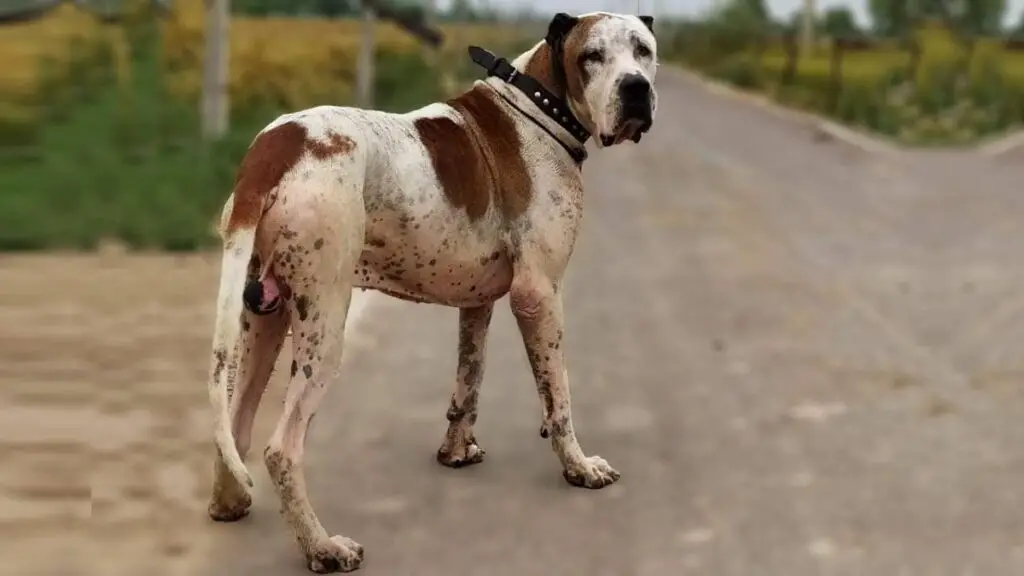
[437,304,493,467]
[266,276,362,573]
[262,187,365,573]
[208,299,290,522]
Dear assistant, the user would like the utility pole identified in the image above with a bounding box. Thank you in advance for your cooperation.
[202,0,230,139]
[423,0,436,27]
[357,2,376,108]
[800,0,816,57]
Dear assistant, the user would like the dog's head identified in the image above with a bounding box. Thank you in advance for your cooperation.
[546,12,658,147]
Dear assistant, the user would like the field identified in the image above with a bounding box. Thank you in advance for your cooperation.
[1,1,534,106]
[0,3,538,252]
[685,24,1024,145]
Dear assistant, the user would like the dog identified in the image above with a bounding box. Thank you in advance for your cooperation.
[205,11,658,573]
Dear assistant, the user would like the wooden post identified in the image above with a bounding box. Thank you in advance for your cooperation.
[422,0,436,36]
[828,40,843,113]
[800,0,815,57]
[781,33,798,85]
[422,0,449,96]
[357,4,376,108]
[202,0,230,139]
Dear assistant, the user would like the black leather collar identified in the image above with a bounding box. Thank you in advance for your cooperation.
[468,46,589,165]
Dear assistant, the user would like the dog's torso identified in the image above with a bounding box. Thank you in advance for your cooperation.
[254,80,585,308]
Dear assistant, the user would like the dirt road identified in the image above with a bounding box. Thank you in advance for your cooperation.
[6,67,1023,575]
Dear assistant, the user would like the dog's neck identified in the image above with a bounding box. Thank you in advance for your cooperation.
[478,41,589,164]
[518,41,569,100]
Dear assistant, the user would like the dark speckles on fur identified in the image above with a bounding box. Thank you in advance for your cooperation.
[295,295,311,321]
[303,364,313,379]
[313,238,324,250]
[290,360,298,378]
[212,348,227,383]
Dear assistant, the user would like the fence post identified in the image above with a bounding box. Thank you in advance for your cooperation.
[357,5,376,108]
[828,40,844,113]
[800,0,816,57]
[201,0,230,139]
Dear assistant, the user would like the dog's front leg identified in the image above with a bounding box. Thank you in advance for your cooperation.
[509,275,620,488]
[436,304,493,467]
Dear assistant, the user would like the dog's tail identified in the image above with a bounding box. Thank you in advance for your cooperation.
[209,120,302,490]
[209,217,258,490]
[209,191,272,490]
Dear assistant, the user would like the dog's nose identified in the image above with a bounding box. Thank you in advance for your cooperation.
[618,74,651,109]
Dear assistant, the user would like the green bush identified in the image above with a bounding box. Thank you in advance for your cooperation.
[709,53,764,89]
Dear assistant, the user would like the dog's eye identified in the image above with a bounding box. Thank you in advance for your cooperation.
[580,49,604,64]
[635,44,652,59]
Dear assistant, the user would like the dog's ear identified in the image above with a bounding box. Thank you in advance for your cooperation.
[546,12,579,48]
[638,15,654,34]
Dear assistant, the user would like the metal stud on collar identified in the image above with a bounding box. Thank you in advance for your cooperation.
[531,91,580,137]
[468,45,590,156]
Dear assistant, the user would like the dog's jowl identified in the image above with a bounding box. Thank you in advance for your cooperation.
[205,11,658,573]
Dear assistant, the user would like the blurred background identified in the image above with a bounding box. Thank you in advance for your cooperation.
[3,2,1024,575]
[2,0,1023,251]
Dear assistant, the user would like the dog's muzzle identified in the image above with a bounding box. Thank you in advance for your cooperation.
[607,73,653,145]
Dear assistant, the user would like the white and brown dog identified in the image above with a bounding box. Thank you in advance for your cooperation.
[206,11,658,573]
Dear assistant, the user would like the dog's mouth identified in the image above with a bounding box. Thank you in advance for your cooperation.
[600,118,652,147]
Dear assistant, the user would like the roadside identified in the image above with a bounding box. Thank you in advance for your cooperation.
[671,65,1024,157]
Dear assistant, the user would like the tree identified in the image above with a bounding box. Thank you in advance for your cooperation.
[869,0,1007,37]
[868,0,913,36]
[709,0,771,30]
[1014,8,1024,37]
[821,6,861,37]
[314,0,355,17]
[953,0,1006,35]
[446,0,477,22]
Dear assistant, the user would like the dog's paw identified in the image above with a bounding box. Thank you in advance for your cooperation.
[208,490,252,522]
[562,455,620,489]
[307,535,364,573]
[436,437,486,468]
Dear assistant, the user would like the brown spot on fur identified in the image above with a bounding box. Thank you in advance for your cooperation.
[523,15,608,124]
[523,45,564,97]
[414,87,531,221]
[226,122,307,234]
[224,123,356,234]
[294,295,311,321]
[212,348,227,384]
[306,131,355,159]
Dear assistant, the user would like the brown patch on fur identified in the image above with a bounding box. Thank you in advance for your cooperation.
[307,132,355,159]
[414,87,531,221]
[226,122,307,233]
[561,15,607,117]
[523,45,563,96]
[225,122,356,234]
[523,14,608,115]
